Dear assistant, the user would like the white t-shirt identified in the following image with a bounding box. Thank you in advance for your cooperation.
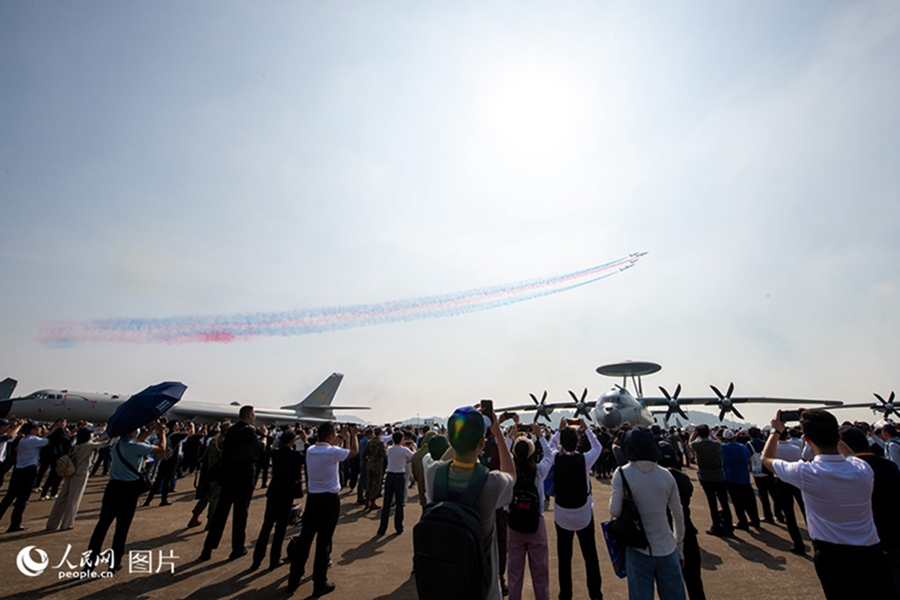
[386,444,414,473]
[306,444,350,494]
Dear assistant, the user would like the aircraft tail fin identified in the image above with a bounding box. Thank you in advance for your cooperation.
[0,378,17,400]
[280,373,344,410]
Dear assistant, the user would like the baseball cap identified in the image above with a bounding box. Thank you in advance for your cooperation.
[723,429,735,440]
[447,406,491,452]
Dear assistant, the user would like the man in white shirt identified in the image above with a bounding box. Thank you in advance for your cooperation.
[762,409,898,599]
[877,423,900,468]
[377,430,416,536]
[287,422,358,597]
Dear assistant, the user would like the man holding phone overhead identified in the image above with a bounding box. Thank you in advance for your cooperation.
[761,409,898,599]
[550,417,604,600]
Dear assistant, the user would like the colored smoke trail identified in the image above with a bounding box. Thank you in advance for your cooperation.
[39,254,646,345]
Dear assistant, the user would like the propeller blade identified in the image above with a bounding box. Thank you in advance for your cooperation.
[583,411,593,422]
[726,382,734,398]
[875,393,886,404]
[733,407,745,421]
[541,390,548,403]
[580,388,588,403]
[677,407,689,420]
[533,413,540,423]
[718,407,727,421]
[659,386,672,401]
[568,390,579,402]
[891,391,896,403]
[674,383,682,399]
[711,385,725,400]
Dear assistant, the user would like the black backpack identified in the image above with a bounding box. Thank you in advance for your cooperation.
[508,464,541,534]
[414,463,492,600]
[554,453,589,509]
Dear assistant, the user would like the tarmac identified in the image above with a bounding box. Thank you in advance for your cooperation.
[1,467,827,600]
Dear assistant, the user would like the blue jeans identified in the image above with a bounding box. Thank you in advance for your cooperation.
[625,547,686,600]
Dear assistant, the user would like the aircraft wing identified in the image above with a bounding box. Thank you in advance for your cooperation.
[496,402,578,412]
[640,396,842,407]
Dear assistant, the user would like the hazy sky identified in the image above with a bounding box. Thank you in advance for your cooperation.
[2,1,898,425]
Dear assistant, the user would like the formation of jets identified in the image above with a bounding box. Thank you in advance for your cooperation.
[0,373,368,425]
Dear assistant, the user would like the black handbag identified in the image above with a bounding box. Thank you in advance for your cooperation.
[115,443,153,494]
[610,469,650,552]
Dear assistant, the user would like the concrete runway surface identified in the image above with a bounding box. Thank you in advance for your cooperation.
[1,467,826,599]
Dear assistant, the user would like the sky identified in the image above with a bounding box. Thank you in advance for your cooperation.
[2,1,899,426]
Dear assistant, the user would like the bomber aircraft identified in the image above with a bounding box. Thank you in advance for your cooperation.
[0,372,368,425]
[497,360,845,428]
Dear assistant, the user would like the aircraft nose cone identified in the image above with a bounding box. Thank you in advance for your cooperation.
[599,407,620,428]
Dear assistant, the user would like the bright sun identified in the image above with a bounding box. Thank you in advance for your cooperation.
[482,63,587,166]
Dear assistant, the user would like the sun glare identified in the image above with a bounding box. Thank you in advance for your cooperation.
[483,65,586,165]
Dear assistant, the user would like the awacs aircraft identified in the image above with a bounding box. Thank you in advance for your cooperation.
[0,373,367,425]
[497,360,844,428]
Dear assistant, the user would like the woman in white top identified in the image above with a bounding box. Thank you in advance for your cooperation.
[47,427,108,531]
[609,426,686,600]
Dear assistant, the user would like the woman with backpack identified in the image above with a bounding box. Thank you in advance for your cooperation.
[507,422,554,600]
[46,427,108,531]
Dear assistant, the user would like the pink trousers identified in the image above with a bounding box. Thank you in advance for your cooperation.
[507,515,550,600]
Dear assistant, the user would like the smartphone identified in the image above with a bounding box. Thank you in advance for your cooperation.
[517,423,531,432]
[480,399,494,422]
[780,409,803,422]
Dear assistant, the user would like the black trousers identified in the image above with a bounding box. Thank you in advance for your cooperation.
[813,540,900,600]
[87,479,143,569]
[775,478,805,548]
[145,459,178,504]
[253,491,293,568]
[556,517,603,600]
[378,472,406,535]
[682,527,706,600]
[203,479,254,556]
[289,492,340,589]
[496,507,508,587]
[699,480,733,533]
[0,465,37,529]
[727,482,760,527]
[752,475,779,520]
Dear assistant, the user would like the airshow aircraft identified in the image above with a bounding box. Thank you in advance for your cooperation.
[0,373,368,425]
[497,360,845,428]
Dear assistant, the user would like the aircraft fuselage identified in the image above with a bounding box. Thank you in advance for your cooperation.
[590,387,655,428]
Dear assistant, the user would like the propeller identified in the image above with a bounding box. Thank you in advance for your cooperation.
[874,391,898,419]
[529,391,554,423]
[567,388,593,421]
[659,384,688,424]
[710,382,744,421]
